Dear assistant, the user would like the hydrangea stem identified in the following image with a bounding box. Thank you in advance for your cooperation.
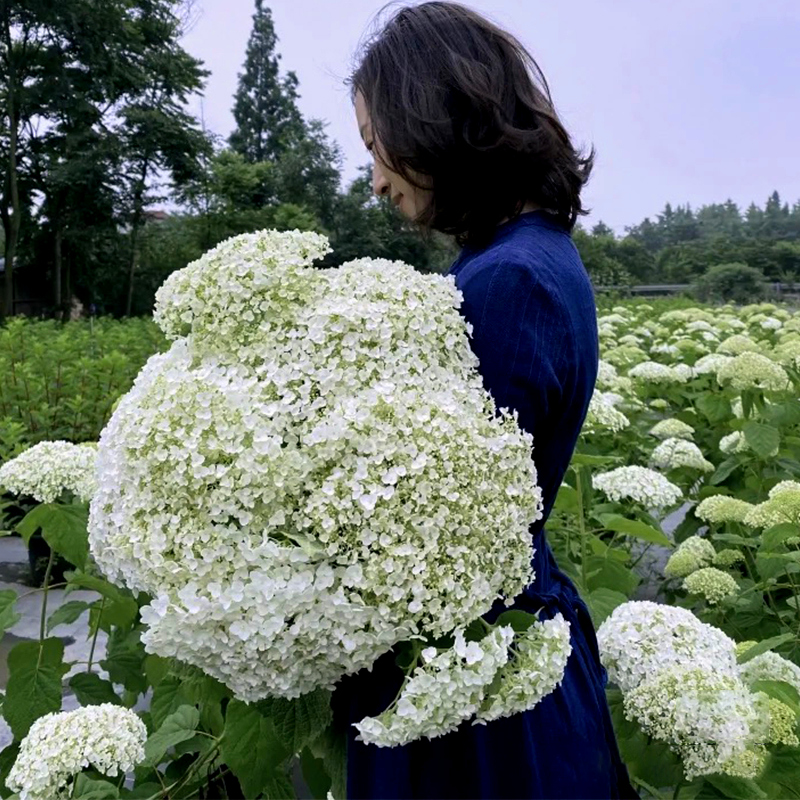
[37,549,56,668]
[574,467,589,594]
[87,595,106,673]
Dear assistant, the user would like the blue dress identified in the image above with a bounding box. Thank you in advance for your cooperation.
[330,210,638,799]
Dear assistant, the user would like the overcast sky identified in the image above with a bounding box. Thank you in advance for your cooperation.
[181,0,800,235]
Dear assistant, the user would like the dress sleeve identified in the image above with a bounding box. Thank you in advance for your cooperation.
[456,259,572,438]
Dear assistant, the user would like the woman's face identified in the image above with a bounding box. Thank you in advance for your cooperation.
[354,90,432,220]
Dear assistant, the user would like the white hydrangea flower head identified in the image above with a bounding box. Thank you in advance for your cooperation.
[685,320,717,334]
[739,651,800,696]
[763,697,799,746]
[742,489,800,528]
[623,666,761,780]
[604,345,648,368]
[717,334,762,356]
[683,567,738,605]
[717,352,790,392]
[719,431,752,456]
[760,317,783,331]
[597,313,628,327]
[695,495,755,525]
[7,704,146,800]
[90,231,543,701]
[0,440,98,504]
[664,536,717,578]
[583,391,630,434]
[648,419,695,441]
[596,601,737,693]
[618,334,644,347]
[649,398,669,410]
[475,613,572,723]
[771,339,800,369]
[769,480,800,498]
[596,359,618,388]
[628,361,688,384]
[692,353,734,376]
[593,466,682,509]
[671,363,695,382]
[353,625,514,747]
[650,438,714,473]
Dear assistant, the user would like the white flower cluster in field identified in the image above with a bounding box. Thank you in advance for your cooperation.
[682,567,738,605]
[583,391,630,434]
[0,440,98,503]
[772,338,800,368]
[7,704,146,800]
[717,352,790,391]
[717,334,762,355]
[592,465,682,509]
[597,602,775,780]
[475,613,572,723]
[692,352,734,375]
[664,536,716,579]
[650,438,714,473]
[648,418,695,441]
[742,486,800,528]
[739,651,800,696]
[713,548,745,568]
[628,361,690,384]
[90,230,543,702]
[353,626,514,746]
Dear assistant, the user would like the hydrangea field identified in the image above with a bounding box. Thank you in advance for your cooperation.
[1,251,800,800]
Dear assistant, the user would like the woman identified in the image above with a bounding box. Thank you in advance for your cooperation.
[331,3,638,798]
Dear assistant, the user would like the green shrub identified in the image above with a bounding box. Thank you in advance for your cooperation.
[690,262,768,304]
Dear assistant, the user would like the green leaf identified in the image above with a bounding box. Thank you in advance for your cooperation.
[761,523,800,553]
[750,680,800,717]
[0,743,20,797]
[46,600,90,632]
[143,655,172,688]
[493,610,539,634]
[743,422,781,458]
[308,724,346,800]
[737,633,796,664]
[150,676,187,729]
[586,588,628,627]
[585,556,640,596]
[765,401,800,427]
[762,746,800,795]
[553,485,578,514]
[3,639,67,739]
[300,745,333,800]
[598,514,672,547]
[72,774,120,799]
[257,689,333,755]
[0,590,20,635]
[142,704,200,768]
[710,456,742,485]
[16,503,89,568]
[69,672,122,706]
[100,628,147,694]
[262,768,296,800]
[697,394,731,423]
[570,453,622,468]
[704,773,767,800]
[64,570,125,603]
[221,699,292,798]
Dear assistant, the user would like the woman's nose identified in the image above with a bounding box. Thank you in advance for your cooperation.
[372,161,391,199]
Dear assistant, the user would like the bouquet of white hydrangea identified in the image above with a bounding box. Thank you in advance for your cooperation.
[88,230,554,721]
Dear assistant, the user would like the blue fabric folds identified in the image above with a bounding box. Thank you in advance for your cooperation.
[330,211,638,799]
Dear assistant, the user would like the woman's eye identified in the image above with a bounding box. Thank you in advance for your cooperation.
[366,141,374,153]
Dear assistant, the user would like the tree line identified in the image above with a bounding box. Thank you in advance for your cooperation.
[1,0,798,319]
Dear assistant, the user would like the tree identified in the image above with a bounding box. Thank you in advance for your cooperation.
[229,0,304,165]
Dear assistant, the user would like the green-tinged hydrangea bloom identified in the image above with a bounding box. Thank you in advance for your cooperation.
[664,536,717,578]
[695,495,755,524]
[623,666,761,779]
[475,613,572,723]
[596,601,737,693]
[593,466,682,509]
[650,398,670,410]
[353,626,514,746]
[735,641,758,660]
[717,334,762,355]
[0,440,98,504]
[683,567,738,604]
[650,438,714,473]
[90,230,544,703]
[765,697,799,746]
[743,489,800,528]
[583,391,630,434]
[604,345,649,368]
[713,549,745,568]
[716,352,790,391]
[6,704,147,800]
[769,480,800,498]
[716,746,767,779]
[649,419,695,441]
[739,651,800,695]
[772,338,800,368]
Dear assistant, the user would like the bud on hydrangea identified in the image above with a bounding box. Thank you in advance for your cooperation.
[0,441,97,504]
[713,549,745,568]
[695,495,755,524]
[648,419,695,441]
[7,704,146,800]
[664,536,716,579]
[682,567,738,604]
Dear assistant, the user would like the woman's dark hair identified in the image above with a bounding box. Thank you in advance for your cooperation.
[349,1,595,250]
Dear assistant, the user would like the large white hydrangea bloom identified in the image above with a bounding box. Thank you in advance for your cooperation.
[592,465,682,509]
[7,704,146,800]
[89,230,543,701]
[0,441,97,503]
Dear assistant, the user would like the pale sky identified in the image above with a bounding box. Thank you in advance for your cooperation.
[181,0,800,236]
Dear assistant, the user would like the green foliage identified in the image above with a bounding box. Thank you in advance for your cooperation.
[691,262,768,303]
